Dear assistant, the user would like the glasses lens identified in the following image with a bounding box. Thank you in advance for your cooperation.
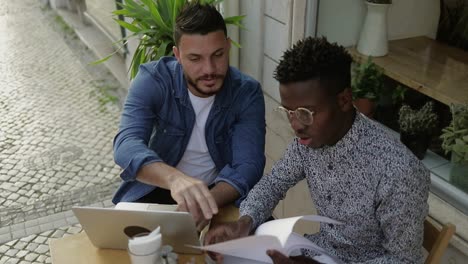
[277,107,291,120]
[296,108,313,125]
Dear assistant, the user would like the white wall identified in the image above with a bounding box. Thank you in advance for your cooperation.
[317,0,440,47]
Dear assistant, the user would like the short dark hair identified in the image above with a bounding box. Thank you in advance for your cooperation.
[174,2,227,46]
[274,37,352,95]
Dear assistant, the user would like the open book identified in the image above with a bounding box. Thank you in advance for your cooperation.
[195,215,345,264]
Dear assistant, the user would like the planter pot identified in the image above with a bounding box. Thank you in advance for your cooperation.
[450,153,468,193]
[400,132,430,160]
[353,98,376,118]
[357,2,391,57]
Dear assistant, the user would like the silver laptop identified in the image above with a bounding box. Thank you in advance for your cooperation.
[72,205,201,254]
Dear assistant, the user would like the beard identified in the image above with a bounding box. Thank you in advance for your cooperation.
[185,72,225,97]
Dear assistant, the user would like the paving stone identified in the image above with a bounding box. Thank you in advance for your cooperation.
[5,249,19,257]
[0,0,124,261]
[34,244,48,254]
[0,256,10,263]
[50,229,65,238]
[33,236,47,244]
[6,258,20,264]
[16,250,29,258]
[13,241,27,250]
[5,240,16,246]
[66,226,82,234]
[36,255,48,262]
[25,243,39,252]
[0,244,9,254]
[24,252,38,261]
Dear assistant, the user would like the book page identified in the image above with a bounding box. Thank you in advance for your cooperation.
[222,255,270,264]
[255,215,343,247]
[194,215,344,263]
[195,235,284,263]
[284,233,344,264]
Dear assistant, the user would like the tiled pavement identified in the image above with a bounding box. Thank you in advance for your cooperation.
[0,0,125,263]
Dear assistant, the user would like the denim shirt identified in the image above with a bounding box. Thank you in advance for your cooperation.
[112,57,266,206]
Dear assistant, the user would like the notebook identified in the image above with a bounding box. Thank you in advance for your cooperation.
[72,204,201,254]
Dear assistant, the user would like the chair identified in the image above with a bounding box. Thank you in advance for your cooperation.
[423,218,456,264]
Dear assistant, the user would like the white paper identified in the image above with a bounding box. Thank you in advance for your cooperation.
[255,215,342,247]
[193,215,344,264]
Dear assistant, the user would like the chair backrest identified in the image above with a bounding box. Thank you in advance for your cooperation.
[423,219,456,264]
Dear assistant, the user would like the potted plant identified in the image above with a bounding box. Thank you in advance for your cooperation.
[376,84,408,130]
[398,101,438,159]
[351,57,384,117]
[437,0,468,51]
[357,0,393,57]
[96,0,245,79]
[441,103,468,192]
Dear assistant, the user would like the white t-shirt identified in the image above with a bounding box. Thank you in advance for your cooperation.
[175,90,218,184]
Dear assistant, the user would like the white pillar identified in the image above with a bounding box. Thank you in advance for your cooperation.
[221,0,240,69]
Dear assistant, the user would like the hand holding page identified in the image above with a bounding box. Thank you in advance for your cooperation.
[195,215,344,264]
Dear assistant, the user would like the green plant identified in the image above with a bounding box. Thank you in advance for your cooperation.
[441,103,468,163]
[351,57,384,101]
[398,101,438,135]
[96,0,245,79]
[391,85,407,105]
[366,0,392,4]
[437,0,468,51]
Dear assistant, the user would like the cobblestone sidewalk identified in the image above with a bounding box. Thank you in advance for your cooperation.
[0,0,125,263]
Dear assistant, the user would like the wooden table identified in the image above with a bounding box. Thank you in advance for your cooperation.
[49,205,240,264]
[348,36,468,106]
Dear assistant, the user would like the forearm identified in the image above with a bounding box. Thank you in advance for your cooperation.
[210,182,240,208]
[239,176,283,228]
[241,141,304,228]
[351,255,415,264]
[136,162,181,189]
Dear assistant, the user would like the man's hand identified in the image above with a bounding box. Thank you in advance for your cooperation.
[204,216,253,263]
[136,162,218,229]
[267,250,323,264]
[169,173,218,224]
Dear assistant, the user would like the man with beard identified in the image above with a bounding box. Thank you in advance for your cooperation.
[204,37,429,263]
[112,2,266,231]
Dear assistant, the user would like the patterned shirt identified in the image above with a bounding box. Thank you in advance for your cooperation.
[240,113,430,263]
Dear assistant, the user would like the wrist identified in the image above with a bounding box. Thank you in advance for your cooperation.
[166,169,182,188]
[238,215,253,233]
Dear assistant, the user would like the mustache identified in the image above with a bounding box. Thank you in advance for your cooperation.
[197,74,223,81]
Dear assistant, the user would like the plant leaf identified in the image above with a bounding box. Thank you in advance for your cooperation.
[230,39,241,48]
[114,18,141,32]
[156,41,170,60]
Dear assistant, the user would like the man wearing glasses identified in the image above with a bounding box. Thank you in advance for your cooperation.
[205,37,429,263]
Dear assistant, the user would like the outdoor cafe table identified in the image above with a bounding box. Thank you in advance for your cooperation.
[49,204,240,264]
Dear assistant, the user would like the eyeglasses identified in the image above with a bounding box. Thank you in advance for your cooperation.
[276,106,315,125]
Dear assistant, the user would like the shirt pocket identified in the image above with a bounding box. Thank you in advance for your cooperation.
[149,119,186,163]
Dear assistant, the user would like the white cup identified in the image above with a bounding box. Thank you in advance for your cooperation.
[128,249,161,264]
[127,233,162,264]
